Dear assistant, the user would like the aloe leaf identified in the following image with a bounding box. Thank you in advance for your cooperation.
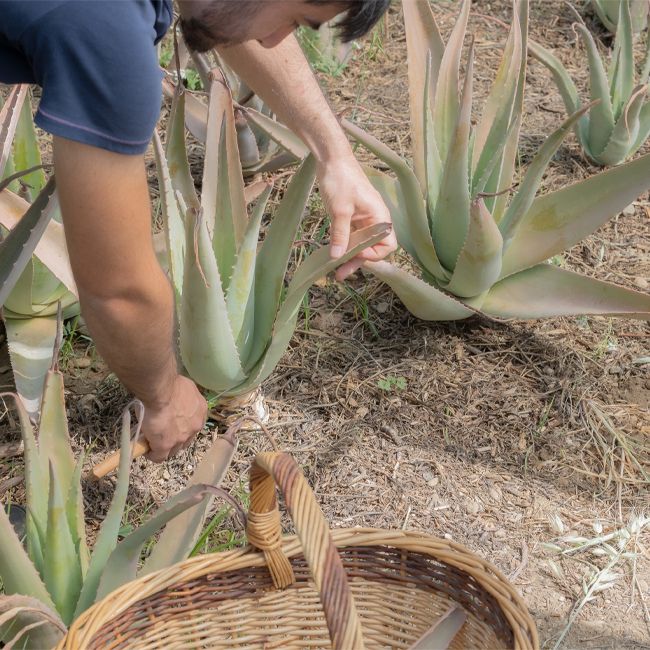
[483,263,650,319]
[0,392,48,572]
[500,104,592,245]
[42,462,82,625]
[432,39,474,271]
[367,261,475,321]
[342,119,449,280]
[96,485,219,600]
[362,166,422,264]
[0,180,57,307]
[444,199,503,298]
[402,0,445,188]
[501,151,650,278]
[165,88,199,209]
[226,185,271,362]
[237,225,391,394]
[0,86,27,179]
[575,24,616,158]
[424,54,443,215]
[0,187,78,299]
[66,454,89,577]
[245,157,316,370]
[142,431,238,574]
[472,4,522,194]
[163,78,208,143]
[5,314,59,417]
[596,86,647,165]
[630,100,650,154]
[642,29,650,84]
[491,0,528,222]
[202,75,247,273]
[12,92,45,201]
[38,366,75,492]
[528,40,587,146]
[0,507,55,609]
[153,132,185,308]
[0,595,65,648]
[432,0,470,166]
[610,0,635,117]
[242,106,309,160]
[74,405,138,618]
[179,208,245,392]
[592,0,617,32]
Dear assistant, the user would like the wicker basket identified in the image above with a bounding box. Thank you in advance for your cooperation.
[59,452,538,649]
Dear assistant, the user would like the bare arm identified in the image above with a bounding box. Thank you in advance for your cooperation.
[219,36,397,278]
[53,136,206,461]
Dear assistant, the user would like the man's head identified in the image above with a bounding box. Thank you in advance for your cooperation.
[179,0,390,52]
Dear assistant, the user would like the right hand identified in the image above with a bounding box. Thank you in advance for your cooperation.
[141,376,208,463]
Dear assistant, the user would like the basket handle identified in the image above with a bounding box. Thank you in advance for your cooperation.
[246,452,365,650]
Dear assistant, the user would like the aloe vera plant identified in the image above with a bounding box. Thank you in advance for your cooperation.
[343,0,650,322]
[163,45,308,176]
[156,73,388,398]
[530,0,650,166]
[0,86,79,416]
[0,340,238,648]
[592,0,649,34]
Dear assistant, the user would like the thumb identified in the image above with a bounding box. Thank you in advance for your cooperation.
[329,210,352,259]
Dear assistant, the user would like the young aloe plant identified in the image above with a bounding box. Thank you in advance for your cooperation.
[592,0,649,34]
[343,0,650,322]
[0,341,234,648]
[155,73,388,399]
[0,86,78,416]
[530,0,650,166]
[163,44,308,176]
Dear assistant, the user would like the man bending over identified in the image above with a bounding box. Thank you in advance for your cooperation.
[0,0,396,461]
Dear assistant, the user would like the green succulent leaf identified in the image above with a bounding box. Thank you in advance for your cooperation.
[576,24,616,158]
[402,0,445,189]
[142,431,238,574]
[366,261,475,321]
[502,151,650,278]
[0,506,55,610]
[42,463,82,625]
[96,485,220,601]
[0,85,27,179]
[226,185,271,361]
[179,207,245,392]
[483,263,650,319]
[444,198,503,298]
[74,405,139,617]
[246,156,316,370]
[242,106,309,160]
[432,39,474,270]
[153,131,185,308]
[597,85,647,166]
[0,179,57,308]
[12,91,46,202]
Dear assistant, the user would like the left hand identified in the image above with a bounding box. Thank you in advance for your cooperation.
[317,156,398,281]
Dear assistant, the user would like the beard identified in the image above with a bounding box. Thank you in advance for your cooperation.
[179,1,257,51]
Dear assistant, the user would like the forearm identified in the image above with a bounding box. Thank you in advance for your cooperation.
[218,35,353,163]
[53,137,179,406]
[78,277,178,406]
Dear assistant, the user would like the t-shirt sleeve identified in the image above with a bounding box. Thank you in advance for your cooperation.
[23,1,164,155]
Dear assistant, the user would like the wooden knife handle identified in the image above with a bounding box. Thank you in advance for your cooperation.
[89,439,150,480]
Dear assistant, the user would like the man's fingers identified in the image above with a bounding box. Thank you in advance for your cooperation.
[146,447,170,463]
[329,210,352,259]
[335,258,364,281]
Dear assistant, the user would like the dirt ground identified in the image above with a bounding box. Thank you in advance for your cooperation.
[1,1,649,648]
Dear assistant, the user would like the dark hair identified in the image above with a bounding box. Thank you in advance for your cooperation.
[308,0,391,42]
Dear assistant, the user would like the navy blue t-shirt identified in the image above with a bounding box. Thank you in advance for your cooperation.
[0,1,173,154]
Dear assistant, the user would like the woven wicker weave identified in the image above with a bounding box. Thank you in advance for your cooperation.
[59,452,538,649]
